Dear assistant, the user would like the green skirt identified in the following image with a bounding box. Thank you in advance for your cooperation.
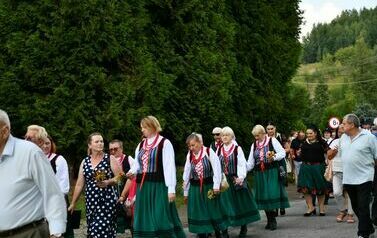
[133,181,186,238]
[252,167,290,210]
[220,177,260,226]
[187,183,229,234]
[297,163,327,195]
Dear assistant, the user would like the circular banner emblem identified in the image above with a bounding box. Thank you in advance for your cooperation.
[328,117,340,129]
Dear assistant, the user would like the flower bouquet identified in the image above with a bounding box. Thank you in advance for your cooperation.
[208,173,230,199]
[93,169,107,182]
[266,151,275,158]
[266,151,275,162]
[207,189,217,199]
[114,172,126,185]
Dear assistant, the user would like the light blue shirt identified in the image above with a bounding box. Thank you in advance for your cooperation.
[340,130,377,185]
[0,135,67,234]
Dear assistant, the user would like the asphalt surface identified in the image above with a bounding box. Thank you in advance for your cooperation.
[75,184,367,238]
[183,184,361,238]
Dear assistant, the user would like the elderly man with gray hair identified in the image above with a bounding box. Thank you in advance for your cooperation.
[0,109,67,238]
[24,124,48,148]
[339,113,377,238]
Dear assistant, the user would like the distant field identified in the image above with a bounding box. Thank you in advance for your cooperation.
[292,62,352,96]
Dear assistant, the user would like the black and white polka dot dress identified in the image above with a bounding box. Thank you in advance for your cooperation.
[83,153,117,238]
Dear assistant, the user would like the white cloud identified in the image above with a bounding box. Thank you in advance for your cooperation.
[320,2,341,23]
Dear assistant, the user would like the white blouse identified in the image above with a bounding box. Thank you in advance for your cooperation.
[48,153,70,195]
[219,142,247,180]
[129,135,177,194]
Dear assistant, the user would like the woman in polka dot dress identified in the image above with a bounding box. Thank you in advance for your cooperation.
[69,132,122,238]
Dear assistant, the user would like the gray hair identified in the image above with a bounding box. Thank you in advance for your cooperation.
[186,132,202,145]
[109,139,123,149]
[0,109,11,129]
[252,125,266,136]
[27,125,48,141]
[221,126,235,138]
[343,113,360,128]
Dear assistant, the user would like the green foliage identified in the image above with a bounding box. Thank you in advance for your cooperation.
[306,78,329,126]
[353,103,377,124]
[0,0,302,167]
[302,7,377,63]
[295,38,376,130]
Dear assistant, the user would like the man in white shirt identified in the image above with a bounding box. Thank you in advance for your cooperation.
[0,109,66,238]
[340,113,377,238]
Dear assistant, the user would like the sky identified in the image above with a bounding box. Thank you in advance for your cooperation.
[299,0,377,40]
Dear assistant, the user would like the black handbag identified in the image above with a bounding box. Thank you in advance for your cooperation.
[68,210,81,229]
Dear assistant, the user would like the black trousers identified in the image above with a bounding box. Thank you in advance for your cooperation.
[372,166,377,222]
[344,181,374,237]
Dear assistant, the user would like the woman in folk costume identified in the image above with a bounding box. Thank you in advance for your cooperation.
[246,125,290,231]
[126,116,185,238]
[183,133,229,238]
[266,122,288,216]
[217,127,260,237]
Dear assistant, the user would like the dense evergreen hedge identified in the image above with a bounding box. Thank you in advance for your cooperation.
[0,0,303,166]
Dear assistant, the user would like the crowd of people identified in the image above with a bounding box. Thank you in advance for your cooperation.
[0,109,376,238]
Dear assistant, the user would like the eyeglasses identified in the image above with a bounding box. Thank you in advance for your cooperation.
[24,136,32,141]
[109,147,120,152]
[213,133,220,136]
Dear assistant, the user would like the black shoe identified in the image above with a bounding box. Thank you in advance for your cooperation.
[221,229,229,238]
[280,209,286,216]
[265,222,271,230]
[239,225,247,238]
[304,209,316,216]
[269,217,277,231]
[319,212,326,216]
[373,219,377,226]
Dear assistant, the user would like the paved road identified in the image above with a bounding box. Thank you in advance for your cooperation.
[182,184,360,238]
[75,184,366,238]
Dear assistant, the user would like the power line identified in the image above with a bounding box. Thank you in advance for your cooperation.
[292,77,377,85]
[297,55,377,73]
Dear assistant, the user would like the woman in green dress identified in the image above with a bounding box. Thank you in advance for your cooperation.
[246,125,290,230]
[183,133,229,238]
[126,116,185,238]
[217,127,260,237]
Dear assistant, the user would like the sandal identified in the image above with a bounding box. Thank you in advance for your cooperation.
[336,212,347,222]
[346,214,355,223]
